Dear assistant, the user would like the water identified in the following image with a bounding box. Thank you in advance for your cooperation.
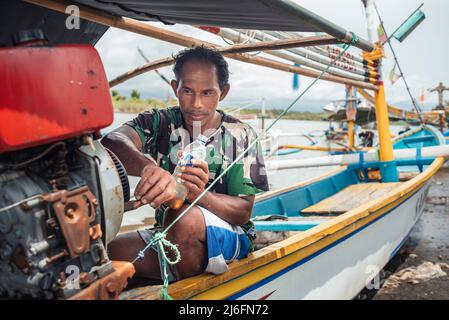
[105,114,335,191]
[105,112,406,229]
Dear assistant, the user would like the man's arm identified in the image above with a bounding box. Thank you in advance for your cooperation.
[101,125,152,176]
[101,126,177,208]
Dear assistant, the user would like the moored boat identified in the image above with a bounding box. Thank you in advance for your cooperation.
[121,125,446,299]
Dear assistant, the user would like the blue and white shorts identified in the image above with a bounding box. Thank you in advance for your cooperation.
[137,206,251,281]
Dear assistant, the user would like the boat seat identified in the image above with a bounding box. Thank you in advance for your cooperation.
[301,182,401,215]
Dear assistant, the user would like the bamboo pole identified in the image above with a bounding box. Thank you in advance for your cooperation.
[266,144,449,171]
[109,57,174,88]
[27,0,379,91]
[235,28,374,74]
[211,28,380,84]
[279,31,366,65]
[218,35,340,54]
[278,144,350,152]
[137,48,171,85]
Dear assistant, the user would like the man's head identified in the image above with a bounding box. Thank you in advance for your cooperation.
[171,46,230,129]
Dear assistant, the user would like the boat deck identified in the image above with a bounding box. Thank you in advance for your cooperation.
[301,182,402,215]
[253,182,403,248]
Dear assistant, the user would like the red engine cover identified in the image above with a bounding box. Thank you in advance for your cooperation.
[0,45,113,153]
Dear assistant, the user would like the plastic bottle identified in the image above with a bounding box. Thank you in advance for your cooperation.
[166,134,208,209]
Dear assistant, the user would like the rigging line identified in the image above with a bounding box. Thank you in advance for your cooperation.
[132,33,359,264]
[372,1,424,122]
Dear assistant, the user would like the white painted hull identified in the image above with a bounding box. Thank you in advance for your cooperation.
[236,182,431,300]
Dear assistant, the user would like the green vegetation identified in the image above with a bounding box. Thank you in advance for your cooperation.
[110,89,327,121]
[111,89,177,113]
[237,108,328,121]
[130,89,141,100]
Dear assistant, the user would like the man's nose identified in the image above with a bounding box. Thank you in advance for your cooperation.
[192,93,203,109]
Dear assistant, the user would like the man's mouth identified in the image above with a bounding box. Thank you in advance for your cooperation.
[189,112,207,120]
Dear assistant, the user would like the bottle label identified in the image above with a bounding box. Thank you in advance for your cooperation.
[180,153,194,167]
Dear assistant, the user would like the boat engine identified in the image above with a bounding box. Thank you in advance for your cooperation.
[0,33,134,299]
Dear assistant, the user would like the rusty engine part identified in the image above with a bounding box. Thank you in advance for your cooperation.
[0,138,131,299]
[69,261,135,300]
[0,36,132,299]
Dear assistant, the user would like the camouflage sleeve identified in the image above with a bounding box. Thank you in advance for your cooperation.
[226,125,269,197]
[123,109,160,158]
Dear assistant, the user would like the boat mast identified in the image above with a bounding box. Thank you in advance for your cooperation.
[362,0,398,182]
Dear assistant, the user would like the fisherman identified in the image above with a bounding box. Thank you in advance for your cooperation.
[102,46,269,284]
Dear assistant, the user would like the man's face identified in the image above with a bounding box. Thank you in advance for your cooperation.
[171,60,229,128]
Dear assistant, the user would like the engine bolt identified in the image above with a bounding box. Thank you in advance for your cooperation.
[65,208,74,218]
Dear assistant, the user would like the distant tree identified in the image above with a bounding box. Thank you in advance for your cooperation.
[131,89,141,100]
[111,90,119,97]
[147,97,167,108]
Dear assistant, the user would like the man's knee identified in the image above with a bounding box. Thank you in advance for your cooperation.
[163,205,205,240]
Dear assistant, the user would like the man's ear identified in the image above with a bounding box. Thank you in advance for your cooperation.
[219,84,230,101]
[170,80,179,97]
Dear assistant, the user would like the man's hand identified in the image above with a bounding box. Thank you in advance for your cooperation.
[178,159,209,202]
[135,164,177,208]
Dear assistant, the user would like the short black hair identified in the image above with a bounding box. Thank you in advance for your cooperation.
[173,46,229,90]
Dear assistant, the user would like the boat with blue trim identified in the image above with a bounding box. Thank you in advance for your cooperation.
[122,125,447,299]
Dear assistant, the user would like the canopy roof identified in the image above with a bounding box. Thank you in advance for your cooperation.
[72,0,373,51]
[1,0,373,51]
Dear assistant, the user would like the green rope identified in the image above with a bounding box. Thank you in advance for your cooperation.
[132,231,180,300]
[157,234,181,300]
[132,32,360,299]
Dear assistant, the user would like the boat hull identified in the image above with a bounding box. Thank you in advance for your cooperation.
[231,181,431,299]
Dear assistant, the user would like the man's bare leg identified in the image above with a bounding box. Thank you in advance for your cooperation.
[163,204,208,280]
[107,231,162,280]
[107,204,208,282]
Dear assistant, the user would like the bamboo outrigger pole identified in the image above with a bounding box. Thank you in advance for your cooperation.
[234,28,378,75]
[275,30,368,66]
[110,35,340,87]
[26,0,379,91]
[109,57,174,88]
[218,35,341,54]
[204,27,381,84]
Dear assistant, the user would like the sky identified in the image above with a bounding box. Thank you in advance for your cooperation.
[95,0,449,112]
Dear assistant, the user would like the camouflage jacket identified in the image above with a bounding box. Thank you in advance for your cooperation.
[125,106,269,250]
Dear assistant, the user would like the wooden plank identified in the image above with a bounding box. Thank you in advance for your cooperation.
[302,182,402,215]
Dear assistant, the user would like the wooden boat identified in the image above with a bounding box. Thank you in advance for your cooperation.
[122,125,445,299]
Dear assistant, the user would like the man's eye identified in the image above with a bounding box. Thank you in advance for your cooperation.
[203,91,213,96]
[183,88,192,94]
